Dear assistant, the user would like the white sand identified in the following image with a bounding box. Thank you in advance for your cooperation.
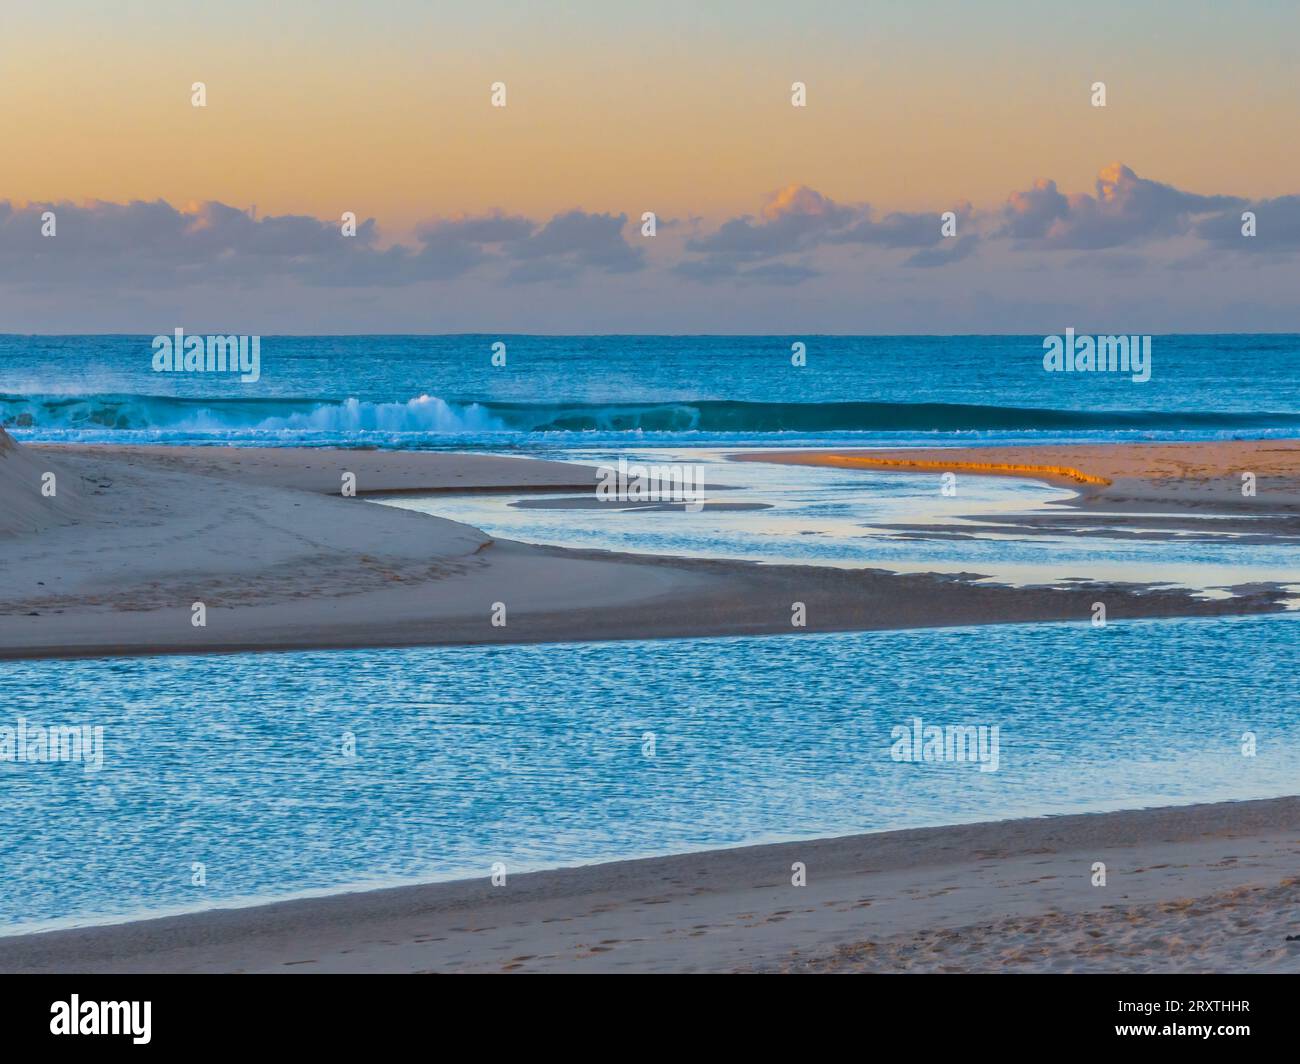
[0,437,1292,659]
[0,426,80,534]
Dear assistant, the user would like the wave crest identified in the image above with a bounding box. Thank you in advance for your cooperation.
[3,393,1297,436]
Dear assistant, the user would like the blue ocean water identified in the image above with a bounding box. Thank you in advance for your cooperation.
[1,615,1296,935]
[3,334,1299,448]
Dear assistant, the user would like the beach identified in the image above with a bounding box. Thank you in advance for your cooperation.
[2,432,1296,661]
[6,0,1300,1012]
[3,426,1298,973]
[1,797,1295,973]
[732,439,1300,519]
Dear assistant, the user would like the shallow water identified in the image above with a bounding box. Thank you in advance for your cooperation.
[2,614,1296,934]
[380,447,1300,597]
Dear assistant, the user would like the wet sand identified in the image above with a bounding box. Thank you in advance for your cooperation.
[2,797,1295,973]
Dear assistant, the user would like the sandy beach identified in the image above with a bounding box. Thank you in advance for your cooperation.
[1,796,1295,973]
[733,439,1300,520]
[7,0,1300,1004]
[4,430,1298,975]
[2,431,1296,660]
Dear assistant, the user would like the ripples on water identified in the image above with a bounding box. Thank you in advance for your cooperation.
[382,448,1300,596]
[2,615,1295,933]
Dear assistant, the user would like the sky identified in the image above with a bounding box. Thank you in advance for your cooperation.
[1,0,1298,332]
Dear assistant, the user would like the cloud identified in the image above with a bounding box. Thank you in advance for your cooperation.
[903,234,979,268]
[685,184,855,262]
[504,210,644,282]
[677,184,978,281]
[1195,195,1300,251]
[0,165,1293,308]
[1000,179,1069,240]
[999,164,1243,249]
[0,199,643,289]
[831,202,973,250]
[675,184,855,282]
[671,165,1287,284]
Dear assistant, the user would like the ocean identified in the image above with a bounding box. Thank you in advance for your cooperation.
[3,334,1299,449]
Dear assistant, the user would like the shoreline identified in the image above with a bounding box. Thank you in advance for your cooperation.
[2,795,1295,973]
[1,436,1296,661]
[732,439,1300,520]
[5,433,1298,973]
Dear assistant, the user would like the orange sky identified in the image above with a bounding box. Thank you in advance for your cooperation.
[2,0,1297,234]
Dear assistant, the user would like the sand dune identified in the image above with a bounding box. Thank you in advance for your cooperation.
[0,426,80,535]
